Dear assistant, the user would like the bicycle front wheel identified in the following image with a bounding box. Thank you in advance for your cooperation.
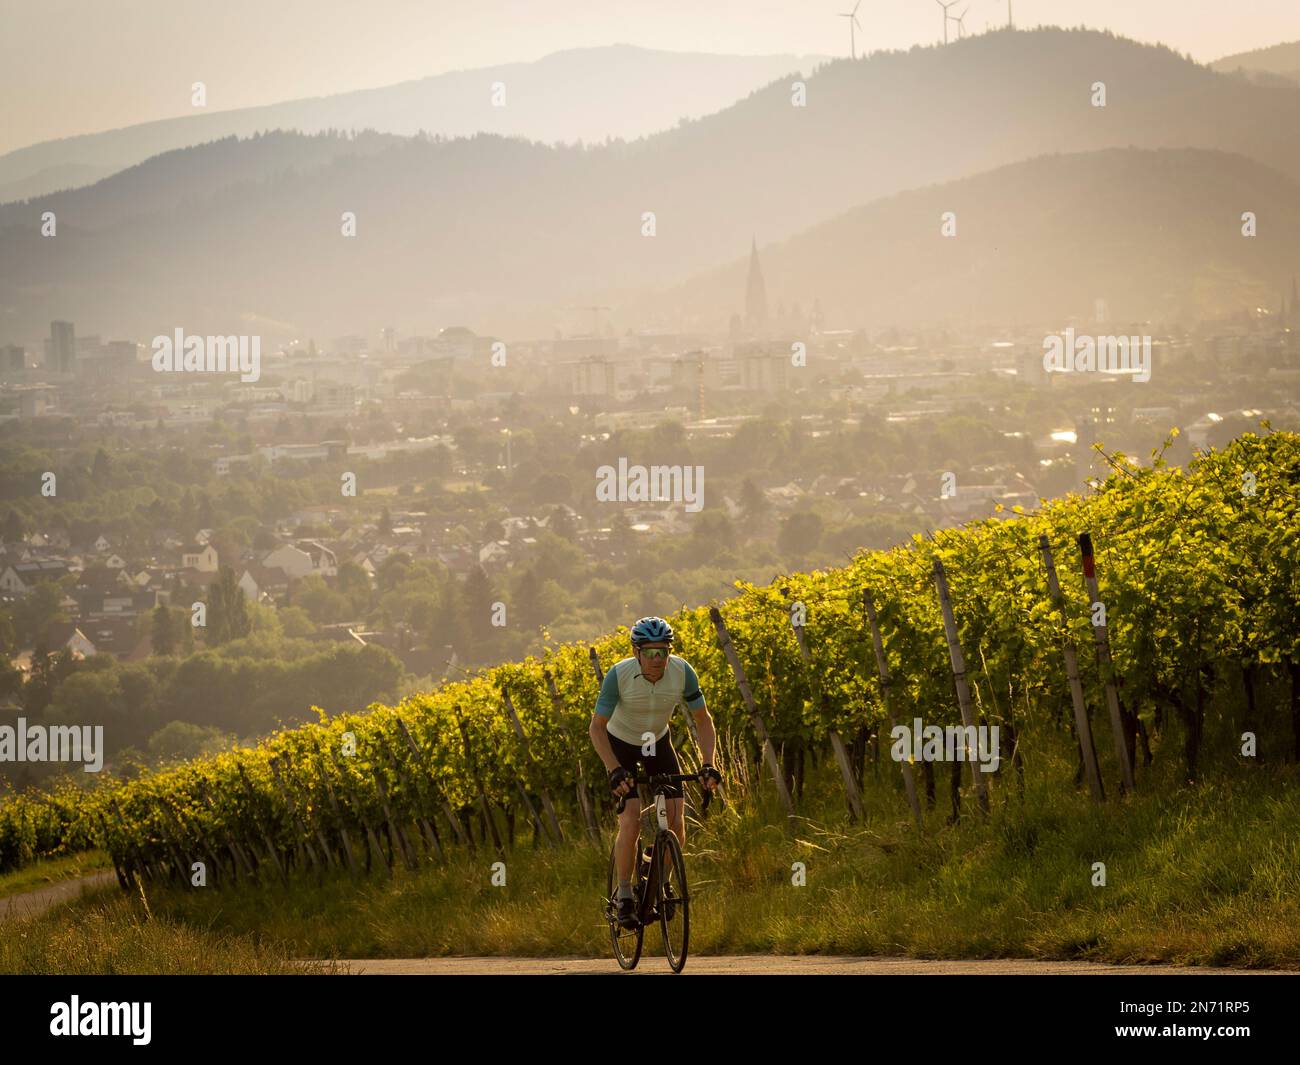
[655,830,689,972]
[606,835,643,970]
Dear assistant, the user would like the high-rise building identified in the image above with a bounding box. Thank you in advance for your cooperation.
[744,237,768,335]
[0,344,25,371]
[48,321,75,373]
[105,340,137,367]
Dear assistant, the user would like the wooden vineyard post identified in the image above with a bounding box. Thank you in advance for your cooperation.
[267,756,320,871]
[332,749,392,876]
[108,799,149,885]
[708,606,797,823]
[784,590,864,822]
[453,705,505,854]
[395,716,470,850]
[501,689,564,845]
[270,756,329,870]
[1078,533,1135,794]
[196,780,254,881]
[372,766,419,871]
[159,796,219,887]
[932,560,990,815]
[544,669,600,841]
[1039,536,1106,803]
[378,731,443,862]
[94,811,132,890]
[236,763,288,884]
[316,752,359,876]
[863,591,924,830]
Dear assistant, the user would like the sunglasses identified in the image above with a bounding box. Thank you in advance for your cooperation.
[638,647,670,660]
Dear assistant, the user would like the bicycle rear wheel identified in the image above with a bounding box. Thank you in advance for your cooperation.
[655,830,689,972]
[606,835,643,969]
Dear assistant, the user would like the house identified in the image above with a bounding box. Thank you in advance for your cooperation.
[311,623,369,646]
[263,544,314,581]
[93,534,111,553]
[181,544,219,572]
[938,484,1010,521]
[536,504,579,528]
[77,566,133,596]
[238,563,289,603]
[105,553,128,570]
[501,516,538,540]
[478,540,510,566]
[764,483,806,507]
[78,617,143,657]
[295,540,338,576]
[39,621,97,658]
[1,560,70,595]
[434,545,475,573]
[173,569,221,596]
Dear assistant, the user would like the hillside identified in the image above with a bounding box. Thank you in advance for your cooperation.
[6,28,1300,340]
[636,147,1300,330]
[1211,40,1300,86]
[0,46,828,202]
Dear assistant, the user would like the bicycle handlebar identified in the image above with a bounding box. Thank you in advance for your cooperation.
[614,770,713,815]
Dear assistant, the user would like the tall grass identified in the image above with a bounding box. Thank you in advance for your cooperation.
[9,717,1295,973]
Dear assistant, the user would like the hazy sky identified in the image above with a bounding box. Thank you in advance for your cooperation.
[3,0,1299,154]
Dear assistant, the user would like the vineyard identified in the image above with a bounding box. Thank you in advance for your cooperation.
[1,430,1297,893]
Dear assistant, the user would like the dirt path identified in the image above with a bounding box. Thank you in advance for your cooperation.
[313,955,1293,975]
[0,871,118,923]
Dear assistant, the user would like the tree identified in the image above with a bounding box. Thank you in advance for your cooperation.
[739,477,770,526]
[513,566,542,629]
[206,566,251,645]
[151,604,177,656]
[777,512,823,558]
[13,580,68,647]
[336,561,372,615]
[378,506,393,535]
[458,565,497,651]
[295,575,351,624]
[23,646,80,716]
[548,505,578,541]
[91,447,112,483]
[533,472,572,504]
[147,721,231,762]
[2,509,24,544]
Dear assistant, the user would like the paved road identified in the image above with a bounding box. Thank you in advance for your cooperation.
[0,870,118,923]
[316,955,1292,975]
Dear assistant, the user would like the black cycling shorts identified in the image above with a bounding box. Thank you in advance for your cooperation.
[608,731,683,799]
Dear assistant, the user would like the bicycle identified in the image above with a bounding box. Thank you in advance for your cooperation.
[603,769,710,973]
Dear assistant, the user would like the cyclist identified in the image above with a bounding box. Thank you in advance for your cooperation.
[589,615,722,930]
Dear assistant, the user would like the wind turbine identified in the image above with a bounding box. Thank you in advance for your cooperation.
[935,0,959,45]
[956,5,969,38]
[838,1,863,59]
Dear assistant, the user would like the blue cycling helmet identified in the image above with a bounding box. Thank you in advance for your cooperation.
[630,616,674,648]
